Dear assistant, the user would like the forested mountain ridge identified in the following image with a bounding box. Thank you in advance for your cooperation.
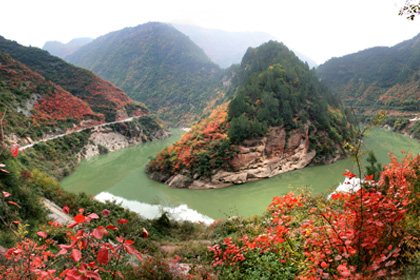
[0,36,170,181]
[0,52,103,142]
[147,41,354,189]
[172,23,318,69]
[171,23,276,68]
[317,33,420,112]
[0,36,148,122]
[67,22,223,125]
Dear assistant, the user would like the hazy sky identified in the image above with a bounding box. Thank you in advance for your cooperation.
[1,0,419,64]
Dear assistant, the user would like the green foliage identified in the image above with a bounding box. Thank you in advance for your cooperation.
[317,33,420,112]
[148,41,354,182]
[365,151,383,181]
[0,155,47,239]
[17,131,90,180]
[225,41,353,162]
[67,22,223,126]
[218,248,297,280]
[408,121,420,139]
[147,105,235,181]
[0,35,147,123]
[97,144,109,154]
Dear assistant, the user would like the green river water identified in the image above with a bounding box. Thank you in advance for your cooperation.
[61,128,420,223]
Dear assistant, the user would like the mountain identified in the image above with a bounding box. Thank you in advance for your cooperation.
[317,33,420,113]
[0,36,170,180]
[146,41,354,189]
[0,35,147,122]
[0,52,103,142]
[171,23,275,68]
[172,23,318,68]
[67,22,223,125]
[42,37,93,59]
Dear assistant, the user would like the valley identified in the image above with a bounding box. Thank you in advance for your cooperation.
[1,12,420,278]
[61,127,420,221]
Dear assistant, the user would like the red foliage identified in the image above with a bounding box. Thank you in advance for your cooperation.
[10,144,19,157]
[149,104,233,174]
[209,154,420,279]
[0,53,104,127]
[0,199,146,279]
[32,84,98,123]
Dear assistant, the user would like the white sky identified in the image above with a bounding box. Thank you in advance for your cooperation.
[1,0,419,64]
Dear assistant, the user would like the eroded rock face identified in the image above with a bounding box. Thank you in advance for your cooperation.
[207,124,316,187]
[161,123,345,189]
[79,122,171,160]
[150,123,347,190]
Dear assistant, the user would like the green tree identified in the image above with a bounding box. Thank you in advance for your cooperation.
[228,114,251,143]
[365,151,383,181]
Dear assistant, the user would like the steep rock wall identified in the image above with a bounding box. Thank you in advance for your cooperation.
[155,124,345,189]
[79,121,170,160]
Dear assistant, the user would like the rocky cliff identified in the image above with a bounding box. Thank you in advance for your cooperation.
[148,123,346,189]
[80,120,171,160]
[146,41,354,189]
[15,117,170,181]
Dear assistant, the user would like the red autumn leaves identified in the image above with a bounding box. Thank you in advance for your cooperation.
[0,191,149,279]
[209,154,420,279]
[1,145,19,174]
[149,104,231,173]
[11,144,19,157]
[33,86,97,123]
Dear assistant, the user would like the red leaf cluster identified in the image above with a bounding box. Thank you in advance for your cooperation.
[209,154,420,279]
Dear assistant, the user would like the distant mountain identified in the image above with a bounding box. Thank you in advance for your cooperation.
[317,33,420,112]
[172,24,318,69]
[146,41,354,189]
[43,37,93,59]
[68,22,223,125]
[171,24,275,68]
[0,35,148,122]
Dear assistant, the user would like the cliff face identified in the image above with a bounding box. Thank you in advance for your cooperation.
[149,123,346,189]
[146,41,354,189]
[15,117,171,181]
[80,121,171,160]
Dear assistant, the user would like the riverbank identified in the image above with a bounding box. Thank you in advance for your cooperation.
[17,116,170,181]
[147,124,348,190]
[61,127,420,220]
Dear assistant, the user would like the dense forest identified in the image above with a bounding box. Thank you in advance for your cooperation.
[146,41,354,185]
[317,33,420,112]
[0,36,148,122]
[171,23,276,68]
[67,22,223,125]
[1,16,420,279]
[0,53,103,140]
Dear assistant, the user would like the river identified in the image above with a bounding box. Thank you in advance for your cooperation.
[61,128,420,224]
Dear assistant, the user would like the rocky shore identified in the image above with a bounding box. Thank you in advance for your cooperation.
[147,124,347,189]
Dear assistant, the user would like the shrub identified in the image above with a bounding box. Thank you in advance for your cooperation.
[208,154,420,279]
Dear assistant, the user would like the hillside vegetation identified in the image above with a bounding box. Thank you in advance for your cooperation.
[0,36,168,179]
[147,41,354,187]
[172,23,318,69]
[2,120,420,279]
[317,33,420,112]
[0,53,104,142]
[0,36,148,122]
[68,22,223,125]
